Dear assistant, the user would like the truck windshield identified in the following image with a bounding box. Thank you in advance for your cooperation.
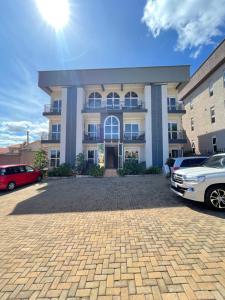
[203,155,225,169]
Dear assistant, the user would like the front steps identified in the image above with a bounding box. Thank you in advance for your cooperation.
[104,169,118,177]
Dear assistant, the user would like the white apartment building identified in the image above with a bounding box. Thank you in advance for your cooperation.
[39,66,189,168]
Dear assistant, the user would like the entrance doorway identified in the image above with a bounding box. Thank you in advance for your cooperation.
[105,146,118,169]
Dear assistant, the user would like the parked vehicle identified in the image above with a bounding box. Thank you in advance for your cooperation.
[163,156,208,178]
[0,164,42,191]
[170,153,225,210]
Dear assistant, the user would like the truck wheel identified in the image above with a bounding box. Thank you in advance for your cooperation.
[205,185,225,210]
[7,182,16,191]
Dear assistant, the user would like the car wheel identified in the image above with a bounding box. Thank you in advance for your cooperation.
[205,185,225,210]
[37,175,42,182]
[7,182,16,191]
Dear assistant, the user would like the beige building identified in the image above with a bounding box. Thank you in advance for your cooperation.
[178,39,225,155]
[0,141,41,166]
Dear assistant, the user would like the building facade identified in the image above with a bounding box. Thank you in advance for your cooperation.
[178,39,225,155]
[39,66,189,169]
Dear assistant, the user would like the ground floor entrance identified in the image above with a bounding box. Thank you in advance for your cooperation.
[105,146,118,169]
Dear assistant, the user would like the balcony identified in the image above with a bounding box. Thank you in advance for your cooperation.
[168,130,187,144]
[41,132,60,144]
[43,104,61,116]
[82,100,147,113]
[83,133,103,144]
[168,103,186,114]
[123,132,145,143]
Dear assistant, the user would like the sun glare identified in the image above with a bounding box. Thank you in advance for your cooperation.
[35,0,70,31]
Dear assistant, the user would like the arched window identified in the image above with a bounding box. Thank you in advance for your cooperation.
[107,92,120,110]
[104,115,120,140]
[125,92,138,108]
[88,92,102,108]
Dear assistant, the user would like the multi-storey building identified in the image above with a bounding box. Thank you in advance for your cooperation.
[39,66,189,169]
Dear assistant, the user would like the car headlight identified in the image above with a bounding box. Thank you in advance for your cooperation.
[183,175,205,183]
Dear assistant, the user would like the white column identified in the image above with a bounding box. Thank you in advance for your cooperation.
[60,87,67,164]
[144,85,152,167]
[76,87,84,155]
[161,84,169,163]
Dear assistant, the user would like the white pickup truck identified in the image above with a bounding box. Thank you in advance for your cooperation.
[171,153,225,210]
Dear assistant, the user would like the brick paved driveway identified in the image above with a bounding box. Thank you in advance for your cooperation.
[0,175,225,300]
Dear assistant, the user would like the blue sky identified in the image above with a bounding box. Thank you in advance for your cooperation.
[0,0,225,146]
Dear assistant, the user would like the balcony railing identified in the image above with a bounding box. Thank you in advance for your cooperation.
[83,100,146,112]
[168,130,186,143]
[167,103,185,113]
[83,131,145,143]
[123,132,145,142]
[43,104,61,115]
[41,132,60,143]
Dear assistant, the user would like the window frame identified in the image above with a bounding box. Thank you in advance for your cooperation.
[51,124,61,140]
[167,97,177,110]
[106,92,120,110]
[52,99,62,113]
[212,136,217,153]
[104,115,120,140]
[124,123,139,140]
[209,81,214,96]
[50,150,60,168]
[191,118,194,131]
[124,149,139,162]
[124,92,139,108]
[210,106,215,124]
[87,149,98,165]
[88,92,102,109]
[168,122,178,140]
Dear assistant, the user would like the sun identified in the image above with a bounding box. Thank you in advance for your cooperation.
[35,0,70,31]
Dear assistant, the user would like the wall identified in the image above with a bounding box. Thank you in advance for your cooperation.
[182,63,225,153]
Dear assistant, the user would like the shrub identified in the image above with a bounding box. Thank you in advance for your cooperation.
[75,153,88,175]
[48,164,73,177]
[34,149,48,170]
[145,166,161,174]
[118,160,146,175]
[88,164,105,177]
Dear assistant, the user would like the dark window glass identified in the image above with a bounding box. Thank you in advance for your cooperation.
[25,166,34,172]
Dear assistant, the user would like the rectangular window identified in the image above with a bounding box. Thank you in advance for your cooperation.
[88,124,98,138]
[209,81,213,96]
[167,97,176,111]
[51,124,61,140]
[210,106,215,123]
[168,122,178,140]
[88,150,97,164]
[212,136,217,153]
[124,124,139,140]
[125,150,139,162]
[52,100,62,113]
[191,118,194,131]
[190,99,193,110]
[50,150,60,167]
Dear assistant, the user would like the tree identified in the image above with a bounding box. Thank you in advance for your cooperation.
[34,149,48,170]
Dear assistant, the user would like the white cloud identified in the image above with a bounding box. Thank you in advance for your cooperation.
[0,121,48,147]
[142,0,225,57]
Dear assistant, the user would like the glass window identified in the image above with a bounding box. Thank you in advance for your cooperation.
[0,168,6,175]
[171,149,179,158]
[125,150,139,162]
[212,136,217,153]
[124,124,139,140]
[51,124,61,140]
[168,122,178,140]
[88,92,102,108]
[88,150,97,164]
[190,99,193,110]
[107,92,120,110]
[167,97,176,110]
[50,150,60,168]
[25,166,34,172]
[191,118,194,131]
[104,116,120,140]
[52,100,62,112]
[19,166,26,173]
[210,106,215,123]
[209,81,213,96]
[88,124,99,139]
[125,92,138,108]
[203,154,225,169]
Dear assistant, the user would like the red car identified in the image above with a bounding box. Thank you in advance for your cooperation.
[0,164,42,191]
